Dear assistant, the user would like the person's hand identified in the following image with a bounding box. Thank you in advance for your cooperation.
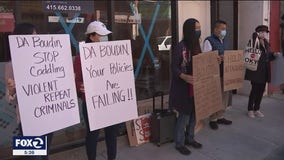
[7,78,16,96]
[217,55,223,64]
[80,84,85,93]
[180,73,195,84]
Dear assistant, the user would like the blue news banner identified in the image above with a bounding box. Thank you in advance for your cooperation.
[13,136,47,156]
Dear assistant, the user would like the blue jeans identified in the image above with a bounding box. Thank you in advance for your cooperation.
[174,110,196,148]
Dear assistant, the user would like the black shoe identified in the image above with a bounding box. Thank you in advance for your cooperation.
[217,118,232,125]
[175,146,191,155]
[209,121,218,130]
[185,140,202,149]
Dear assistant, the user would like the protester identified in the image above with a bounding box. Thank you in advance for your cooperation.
[73,21,118,160]
[169,18,202,155]
[245,25,277,118]
[5,22,53,160]
[203,20,232,130]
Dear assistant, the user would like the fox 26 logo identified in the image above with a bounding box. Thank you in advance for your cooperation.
[13,136,46,153]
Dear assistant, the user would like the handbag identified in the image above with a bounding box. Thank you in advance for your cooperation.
[244,38,261,71]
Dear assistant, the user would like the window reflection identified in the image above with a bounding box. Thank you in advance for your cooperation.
[112,0,171,100]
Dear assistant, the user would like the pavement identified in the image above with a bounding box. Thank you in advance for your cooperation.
[49,93,284,160]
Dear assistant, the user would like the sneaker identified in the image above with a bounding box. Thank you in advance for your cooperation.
[248,111,255,118]
[185,140,202,149]
[209,121,218,130]
[254,110,264,117]
[217,118,232,125]
[175,146,191,155]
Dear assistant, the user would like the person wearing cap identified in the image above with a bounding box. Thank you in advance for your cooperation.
[74,21,117,160]
[245,25,277,118]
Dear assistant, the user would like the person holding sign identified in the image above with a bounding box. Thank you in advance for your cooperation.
[245,25,278,118]
[74,21,117,160]
[169,18,203,155]
[6,23,53,160]
[203,20,232,130]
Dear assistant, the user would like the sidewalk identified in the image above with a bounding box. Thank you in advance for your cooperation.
[50,94,284,160]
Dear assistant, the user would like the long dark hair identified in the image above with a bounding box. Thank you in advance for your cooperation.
[13,23,36,35]
[182,18,201,55]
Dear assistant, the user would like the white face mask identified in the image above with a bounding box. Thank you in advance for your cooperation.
[258,32,267,39]
[99,36,108,42]
[220,30,226,38]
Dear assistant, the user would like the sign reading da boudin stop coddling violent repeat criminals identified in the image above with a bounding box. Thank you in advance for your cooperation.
[8,34,80,136]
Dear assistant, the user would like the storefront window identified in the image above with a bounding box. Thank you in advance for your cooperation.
[112,0,172,100]
[0,1,14,62]
[13,1,108,55]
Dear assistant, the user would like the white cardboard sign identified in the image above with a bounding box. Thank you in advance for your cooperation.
[79,40,138,131]
[9,34,80,136]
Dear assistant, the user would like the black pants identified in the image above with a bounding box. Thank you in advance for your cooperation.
[82,102,118,160]
[18,123,53,160]
[248,82,266,111]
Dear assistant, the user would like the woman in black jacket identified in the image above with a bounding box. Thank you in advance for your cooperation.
[245,25,276,118]
[169,18,202,155]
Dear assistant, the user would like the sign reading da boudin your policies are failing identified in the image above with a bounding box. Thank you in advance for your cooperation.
[8,34,80,136]
[79,40,138,131]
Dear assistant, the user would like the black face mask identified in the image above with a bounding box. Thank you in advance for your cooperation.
[195,30,201,39]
